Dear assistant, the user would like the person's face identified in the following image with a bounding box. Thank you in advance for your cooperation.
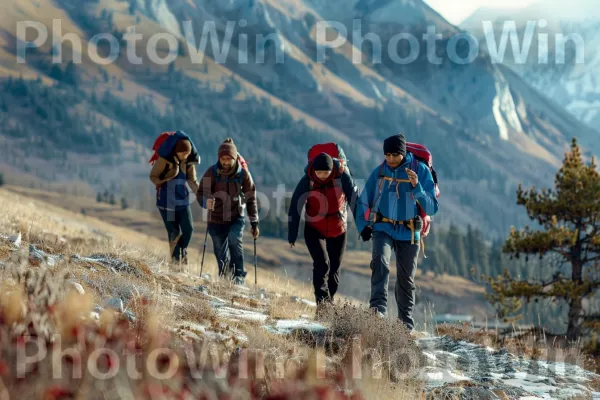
[315,170,332,181]
[385,152,404,169]
[219,155,235,170]
[177,151,190,161]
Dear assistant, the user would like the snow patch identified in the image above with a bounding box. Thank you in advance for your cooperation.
[149,0,182,37]
[492,69,523,140]
[216,306,269,323]
[264,319,327,335]
[416,367,471,385]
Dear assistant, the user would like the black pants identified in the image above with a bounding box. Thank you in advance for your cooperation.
[304,223,347,305]
[159,206,194,261]
[370,231,420,330]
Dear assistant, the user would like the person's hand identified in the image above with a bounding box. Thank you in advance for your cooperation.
[360,226,372,242]
[405,168,418,187]
[206,198,215,211]
[290,242,295,248]
[251,223,259,239]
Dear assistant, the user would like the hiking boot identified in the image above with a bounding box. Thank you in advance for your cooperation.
[370,307,386,319]
[181,249,188,265]
[232,276,245,286]
[315,300,332,321]
[170,257,183,273]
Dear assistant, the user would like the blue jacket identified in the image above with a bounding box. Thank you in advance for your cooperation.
[356,153,439,242]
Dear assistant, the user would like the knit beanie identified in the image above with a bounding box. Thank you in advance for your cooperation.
[174,139,192,154]
[313,153,334,171]
[383,134,407,157]
[218,138,238,159]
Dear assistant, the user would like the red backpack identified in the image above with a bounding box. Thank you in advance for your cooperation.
[307,142,350,175]
[149,131,176,165]
[406,142,440,241]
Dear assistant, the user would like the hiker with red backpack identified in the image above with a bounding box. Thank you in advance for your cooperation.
[288,145,359,311]
[356,134,439,331]
[149,131,200,267]
[196,138,259,285]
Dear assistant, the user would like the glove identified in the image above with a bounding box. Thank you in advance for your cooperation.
[360,226,373,242]
[251,222,259,239]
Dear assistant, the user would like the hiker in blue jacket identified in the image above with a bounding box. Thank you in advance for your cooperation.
[356,133,439,330]
[149,131,200,268]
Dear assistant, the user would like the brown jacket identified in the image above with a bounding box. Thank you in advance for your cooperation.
[196,162,258,224]
[149,156,199,193]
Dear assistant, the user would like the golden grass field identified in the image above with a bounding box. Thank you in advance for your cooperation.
[0,185,432,399]
[4,185,493,325]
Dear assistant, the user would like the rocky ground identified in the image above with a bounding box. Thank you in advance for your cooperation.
[1,231,598,399]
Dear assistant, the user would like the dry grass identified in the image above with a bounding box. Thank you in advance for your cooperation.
[268,295,315,320]
[435,323,499,348]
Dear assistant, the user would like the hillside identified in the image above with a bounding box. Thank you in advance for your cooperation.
[0,182,599,399]
[0,0,599,239]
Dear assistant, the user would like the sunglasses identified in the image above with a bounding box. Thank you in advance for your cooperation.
[384,152,401,157]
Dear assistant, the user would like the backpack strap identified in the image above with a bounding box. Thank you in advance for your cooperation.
[367,162,386,228]
[212,164,246,198]
[409,156,429,259]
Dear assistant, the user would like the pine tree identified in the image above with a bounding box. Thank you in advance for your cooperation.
[63,62,78,86]
[447,223,468,277]
[488,138,600,341]
[0,173,4,187]
[121,197,128,210]
[97,192,102,203]
[109,193,116,205]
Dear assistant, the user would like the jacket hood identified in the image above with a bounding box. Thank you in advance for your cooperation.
[158,131,200,164]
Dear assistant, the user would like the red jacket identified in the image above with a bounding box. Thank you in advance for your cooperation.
[288,160,358,241]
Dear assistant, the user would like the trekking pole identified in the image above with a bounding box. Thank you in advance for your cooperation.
[200,208,211,277]
[253,238,258,286]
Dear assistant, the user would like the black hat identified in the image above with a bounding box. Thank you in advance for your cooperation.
[313,153,334,171]
[383,134,407,157]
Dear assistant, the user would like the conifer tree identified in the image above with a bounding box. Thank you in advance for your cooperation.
[488,139,600,341]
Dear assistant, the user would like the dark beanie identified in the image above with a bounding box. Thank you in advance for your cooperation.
[383,134,407,156]
[218,138,238,159]
[174,139,192,154]
[313,153,334,171]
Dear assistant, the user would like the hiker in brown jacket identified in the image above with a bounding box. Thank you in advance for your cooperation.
[196,138,259,284]
[149,131,200,267]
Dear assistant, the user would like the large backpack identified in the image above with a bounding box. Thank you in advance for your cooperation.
[307,142,350,175]
[149,131,176,165]
[405,143,440,240]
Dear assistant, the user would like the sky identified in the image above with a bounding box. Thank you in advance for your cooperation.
[423,0,539,25]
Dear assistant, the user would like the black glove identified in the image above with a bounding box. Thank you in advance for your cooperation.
[360,226,373,242]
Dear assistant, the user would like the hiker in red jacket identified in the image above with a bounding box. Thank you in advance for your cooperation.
[288,153,358,309]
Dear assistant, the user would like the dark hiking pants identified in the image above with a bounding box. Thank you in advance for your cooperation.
[159,206,194,261]
[304,223,347,305]
[208,216,246,279]
[370,231,420,330]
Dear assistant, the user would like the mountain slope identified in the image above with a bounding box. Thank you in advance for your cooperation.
[0,0,598,239]
[461,0,600,131]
